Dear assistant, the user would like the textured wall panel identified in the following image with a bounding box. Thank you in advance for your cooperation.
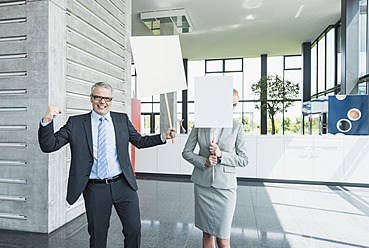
[0,0,130,233]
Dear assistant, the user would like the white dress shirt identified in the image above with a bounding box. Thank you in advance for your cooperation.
[90,110,123,179]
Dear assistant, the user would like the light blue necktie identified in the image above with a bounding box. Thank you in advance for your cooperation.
[97,116,108,179]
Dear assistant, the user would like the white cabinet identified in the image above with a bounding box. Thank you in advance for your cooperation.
[313,137,344,182]
[343,137,369,184]
[157,140,182,174]
[284,137,314,181]
[180,135,195,174]
[236,137,257,178]
[135,146,157,173]
[134,134,369,185]
[256,136,285,179]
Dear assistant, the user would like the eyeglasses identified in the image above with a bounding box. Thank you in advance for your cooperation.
[92,94,113,102]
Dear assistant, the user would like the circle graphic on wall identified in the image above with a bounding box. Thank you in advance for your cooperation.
[337,119,352,132]
[347,108,361,121]
[336,95,347,100]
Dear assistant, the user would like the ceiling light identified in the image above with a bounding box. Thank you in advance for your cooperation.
[295,5,304,18]
[140,8,192,35]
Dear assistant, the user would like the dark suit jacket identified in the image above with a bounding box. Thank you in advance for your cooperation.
[38,111,164,205]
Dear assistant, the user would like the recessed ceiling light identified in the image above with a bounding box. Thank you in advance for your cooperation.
[246,15,255,20]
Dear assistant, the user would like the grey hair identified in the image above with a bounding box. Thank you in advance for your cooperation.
[91,82,113,95]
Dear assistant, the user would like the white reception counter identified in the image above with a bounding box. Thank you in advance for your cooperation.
[135,134,369,184]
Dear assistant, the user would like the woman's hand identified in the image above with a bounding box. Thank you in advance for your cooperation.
[210,143,222,158]
[205,155,217,167]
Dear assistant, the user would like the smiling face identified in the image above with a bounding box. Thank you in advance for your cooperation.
[90,86,112,116]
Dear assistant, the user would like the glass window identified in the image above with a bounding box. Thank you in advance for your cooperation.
[152,55,304,135]
[318,36,326,93]
[177,90,182,102]
[141,115,151,134]
[225,59,243,71]
[177,113,183,133]
[228,72,243,98]
[284,101,302,135]
[284,70,302,99]
[311,113,321,135]
[285,56,302,69]
[244,58,261,100]
[311,45,317,95]
[267,110,283,135]
[326,28,335,89]
[268,56,283,76]
[154,115,160,134]
[242,102,260,134]
[206,60,223,73]
[188,102,195,132]
[359,0,368,76]
[141,103,152,113]
[153,103,160,112]
[358,82,367,94]
[188,60,205,101]
[337,25,342,86]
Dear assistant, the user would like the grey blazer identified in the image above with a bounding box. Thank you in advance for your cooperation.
[182,119,248,189]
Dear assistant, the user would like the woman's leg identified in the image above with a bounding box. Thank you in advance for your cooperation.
[216,237,230,248]
[203,232,215,248]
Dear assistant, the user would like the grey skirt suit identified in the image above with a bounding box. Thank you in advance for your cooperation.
[182,119,248,239]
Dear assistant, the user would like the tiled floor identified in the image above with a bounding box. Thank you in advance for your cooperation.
[1,179,369,247]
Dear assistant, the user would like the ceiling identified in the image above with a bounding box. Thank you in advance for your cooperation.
[131,0,341,60]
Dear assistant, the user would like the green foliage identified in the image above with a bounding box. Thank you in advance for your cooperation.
[291,117,302,133]
[251,75,300,134]
[267,118,281,134]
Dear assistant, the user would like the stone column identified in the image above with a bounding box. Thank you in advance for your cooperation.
[341,0,360,94]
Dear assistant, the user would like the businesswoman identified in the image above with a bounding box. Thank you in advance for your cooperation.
[182,89,248,248]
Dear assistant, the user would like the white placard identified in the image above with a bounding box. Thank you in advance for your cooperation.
[130,35,187,97]
[194,76,233,128]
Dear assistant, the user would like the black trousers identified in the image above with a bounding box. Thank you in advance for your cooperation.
[83,176,141,248]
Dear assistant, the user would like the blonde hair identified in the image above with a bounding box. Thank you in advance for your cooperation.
[233,89,239,98]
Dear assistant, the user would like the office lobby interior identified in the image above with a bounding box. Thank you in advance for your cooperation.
[1,0,369,247]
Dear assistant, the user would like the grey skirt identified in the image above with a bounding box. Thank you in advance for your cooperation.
[194,184,236,239]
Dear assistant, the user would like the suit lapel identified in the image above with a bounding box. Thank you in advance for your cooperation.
[217,120,234,148]
[110,112,120,142]
[83,113,93,156]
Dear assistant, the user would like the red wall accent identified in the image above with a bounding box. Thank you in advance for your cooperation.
[131,98,141,173]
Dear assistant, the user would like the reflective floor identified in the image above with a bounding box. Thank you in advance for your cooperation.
[1,179,369,247]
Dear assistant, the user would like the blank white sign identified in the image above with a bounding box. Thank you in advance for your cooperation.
[194,76,233,128]
[130,35,187,97]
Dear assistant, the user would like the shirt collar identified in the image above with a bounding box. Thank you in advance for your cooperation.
[91,110,112,123]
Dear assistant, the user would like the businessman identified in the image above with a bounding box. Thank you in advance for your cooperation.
[38,82,175,248]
